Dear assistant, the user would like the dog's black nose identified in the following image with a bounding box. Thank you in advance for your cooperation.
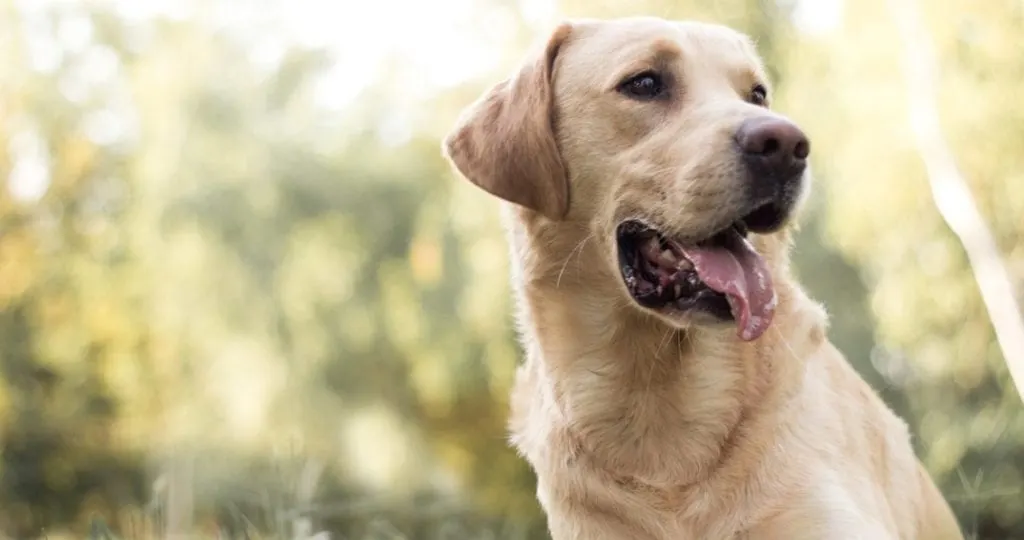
[735,116,809,180]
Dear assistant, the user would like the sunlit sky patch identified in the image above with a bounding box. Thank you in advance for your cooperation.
[791,0,844,36]
[6,126,51,204]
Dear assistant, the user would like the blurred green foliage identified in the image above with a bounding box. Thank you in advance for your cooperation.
[0,0,1021,538]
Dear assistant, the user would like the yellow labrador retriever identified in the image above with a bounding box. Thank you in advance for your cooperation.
[442,16,964,540]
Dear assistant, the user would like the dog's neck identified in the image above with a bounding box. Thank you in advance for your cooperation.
[505,210,827,489]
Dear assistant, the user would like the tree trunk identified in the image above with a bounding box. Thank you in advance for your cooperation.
[886,0,1024,401]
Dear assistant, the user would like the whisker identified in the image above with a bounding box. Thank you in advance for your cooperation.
[770,324,800,364]
[656,325,676,357]
[556,233,595,289]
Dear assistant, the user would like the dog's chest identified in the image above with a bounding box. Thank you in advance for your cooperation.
[539,463,761,540]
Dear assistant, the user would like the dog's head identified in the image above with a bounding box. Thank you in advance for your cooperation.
[443,17,810,342]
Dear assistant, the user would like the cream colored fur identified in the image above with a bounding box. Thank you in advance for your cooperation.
[443,16,964,540]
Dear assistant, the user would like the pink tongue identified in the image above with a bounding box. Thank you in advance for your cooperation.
[678,229,777,341]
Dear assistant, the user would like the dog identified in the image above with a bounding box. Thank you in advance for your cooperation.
[442,16,964,540]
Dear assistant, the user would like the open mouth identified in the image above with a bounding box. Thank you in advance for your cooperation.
[616,208,781,341]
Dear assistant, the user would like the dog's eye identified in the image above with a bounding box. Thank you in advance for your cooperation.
[619,71,665,100]
[749,84,768,106]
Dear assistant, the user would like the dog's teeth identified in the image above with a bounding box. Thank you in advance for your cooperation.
[673,283,682,297]
[661,249,676,263]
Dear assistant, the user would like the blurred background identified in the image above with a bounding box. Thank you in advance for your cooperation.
[0,0,1022,538]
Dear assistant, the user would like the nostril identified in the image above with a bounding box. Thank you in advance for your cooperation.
[762,137,780,156]
[793,139,810,160]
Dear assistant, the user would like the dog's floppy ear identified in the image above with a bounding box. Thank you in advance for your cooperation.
[442,23,572,220]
